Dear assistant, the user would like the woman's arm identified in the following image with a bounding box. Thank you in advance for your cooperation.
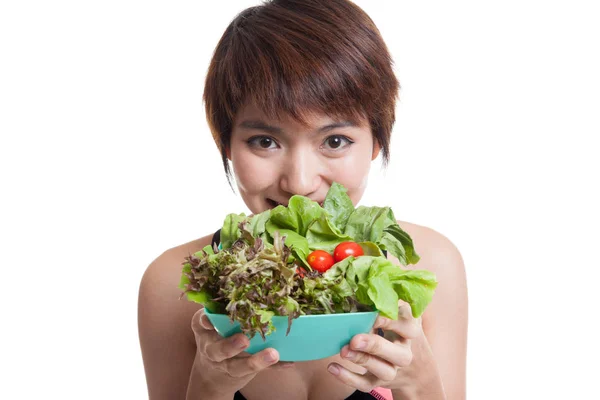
[138,235,280,400]
[138,239,208,399]
[324,222,467,399]
[397,224,468,399]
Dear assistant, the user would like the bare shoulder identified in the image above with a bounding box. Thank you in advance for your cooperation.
[137,234,213,399]
[397,220,465,276]
[139,234,214,312]
[397,220,468,398]
[396,220,467,321]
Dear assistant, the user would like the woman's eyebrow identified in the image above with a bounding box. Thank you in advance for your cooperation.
[318,121,356,132]
[238,119,356,135]
[238,120,283,134]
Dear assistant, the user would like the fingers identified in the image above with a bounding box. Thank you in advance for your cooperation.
[199,312,215,330]
[328,362,381,393]
[192,308,286,376]
[397,300,413,320]
[191,307,214,334]
[191,308,224,347]
[191,308,292,379]
[269,361,296,370]
[396,300,423,327]
[205,333,249,363]
[348,333,412,370]
[221,348,281,378]
[340,345,397,381]
[373,314,421,341]
[332,312,418,392]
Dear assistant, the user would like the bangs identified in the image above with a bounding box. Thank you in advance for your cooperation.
[221,10,377,126]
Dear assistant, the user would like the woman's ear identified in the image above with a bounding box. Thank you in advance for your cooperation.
[371,140,381,160]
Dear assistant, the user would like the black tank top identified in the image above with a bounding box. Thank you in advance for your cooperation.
[212,230,386,400]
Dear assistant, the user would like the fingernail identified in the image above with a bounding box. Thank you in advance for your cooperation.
[328,364,340,376]
[263,351,277,362]
[344,350,356,359]
[235,338,247,349]
[354,340,367,350]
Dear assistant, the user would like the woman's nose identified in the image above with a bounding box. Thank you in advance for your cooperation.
[279,150,321,197]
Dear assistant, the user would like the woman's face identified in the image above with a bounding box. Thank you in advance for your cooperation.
[229,103,380,214]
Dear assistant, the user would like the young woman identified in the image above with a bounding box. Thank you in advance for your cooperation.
[138,1,468,399]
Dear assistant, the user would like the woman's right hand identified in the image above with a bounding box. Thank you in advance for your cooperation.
[186,307,288,399]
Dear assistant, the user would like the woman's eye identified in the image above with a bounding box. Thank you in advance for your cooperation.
[322,135,353,151]
[248,136,278,149]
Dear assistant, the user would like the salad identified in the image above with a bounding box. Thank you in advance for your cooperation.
[179,183,437,340]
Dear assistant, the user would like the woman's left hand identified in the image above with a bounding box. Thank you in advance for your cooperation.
[327,301,441,396]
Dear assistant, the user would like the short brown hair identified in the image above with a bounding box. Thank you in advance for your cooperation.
[203,0,399,181]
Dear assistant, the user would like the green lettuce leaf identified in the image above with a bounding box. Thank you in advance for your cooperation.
[358,241,384,257]
[323,182,355,231]
[249,209,271,238]
[344,206,419,265]
[265,221,311,266]
[266,196,329,266]
[269,196,326,236]
[388,269,437,318]
[221,213,246,249]
[381,224,420,265]
[344,206,388,243]
[324,256,436,318]
[366,274,399,319]
[305,214,352,253]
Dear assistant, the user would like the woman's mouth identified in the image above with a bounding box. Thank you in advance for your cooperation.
[267,198,286,208]
[267,198,324,209]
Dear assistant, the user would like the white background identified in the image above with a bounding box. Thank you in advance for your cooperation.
[1,1,599,399]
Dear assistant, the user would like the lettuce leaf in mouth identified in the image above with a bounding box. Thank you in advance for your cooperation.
[181,183,437,338]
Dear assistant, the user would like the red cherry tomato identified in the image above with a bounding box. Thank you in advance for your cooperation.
[333,241,364,262]
[307,250,335,273]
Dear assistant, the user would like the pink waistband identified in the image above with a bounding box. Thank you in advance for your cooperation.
[370,387,393,400]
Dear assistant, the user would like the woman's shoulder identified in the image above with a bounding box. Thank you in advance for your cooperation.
[137,233,217,398]
[396,219,468,332]
[396,220,464,273]
[138,233,215,341]
[140,233,214,293]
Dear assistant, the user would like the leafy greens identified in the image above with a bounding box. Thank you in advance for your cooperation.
[180,183,437,339]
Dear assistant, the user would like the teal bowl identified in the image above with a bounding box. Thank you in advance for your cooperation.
[204,309,379,362]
